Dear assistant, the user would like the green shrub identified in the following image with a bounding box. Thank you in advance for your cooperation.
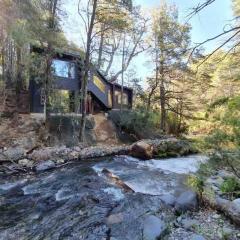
[220,177,240,194]
[203,96,240,180]
[109,109,162,140]
[167,112,188,136]
[109,109,189,139]
[206,151,240,179]
[187,175,204,194]
[188,136,209,153]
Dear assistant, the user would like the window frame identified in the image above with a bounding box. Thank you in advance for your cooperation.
[52,59,76,79]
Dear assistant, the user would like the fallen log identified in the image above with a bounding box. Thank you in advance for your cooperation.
[102,168,134,193]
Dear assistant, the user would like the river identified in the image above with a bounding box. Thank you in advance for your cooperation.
[0,155,208,240]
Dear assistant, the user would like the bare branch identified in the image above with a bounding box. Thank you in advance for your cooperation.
[187,0,216,20]
[196,29,240,70]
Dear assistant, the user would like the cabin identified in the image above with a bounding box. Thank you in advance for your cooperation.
[29,47,133,114]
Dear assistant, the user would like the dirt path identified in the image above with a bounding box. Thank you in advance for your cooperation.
[93,113,119,145]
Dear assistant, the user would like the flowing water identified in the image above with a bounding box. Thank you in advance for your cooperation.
[93,155,207,196]
[0,154,207,240]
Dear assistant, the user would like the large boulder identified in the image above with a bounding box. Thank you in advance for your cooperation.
[154,139,194,157]
[131,141,153,160]
[228,198,240,225]
[143,215,167,240]
[175,191,198,213]
[202,182,240,225]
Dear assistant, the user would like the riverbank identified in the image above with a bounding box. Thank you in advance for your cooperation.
[0,138,195,176]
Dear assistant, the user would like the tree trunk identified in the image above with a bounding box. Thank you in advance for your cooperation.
[159,61,166,133]
[79,0,98,142]
[120,33,126,112]
[97,24,104,69]
[44,0,58,127]
[15,46,22,116]
[44,48,52,126]
[0,28,5,83]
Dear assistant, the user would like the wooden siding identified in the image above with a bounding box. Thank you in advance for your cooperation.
[87,70,112,109]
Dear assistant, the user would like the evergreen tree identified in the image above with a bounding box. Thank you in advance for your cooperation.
[149,2,191,132]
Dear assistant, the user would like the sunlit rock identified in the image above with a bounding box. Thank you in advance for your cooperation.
[131,141,153,160]
[35,160,55,172]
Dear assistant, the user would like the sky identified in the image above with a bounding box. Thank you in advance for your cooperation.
[132,0,234,81]
[63,0,234,83]
[136,0,233,51]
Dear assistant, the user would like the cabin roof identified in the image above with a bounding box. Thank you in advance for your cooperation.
[94,69,133,92]
[31,45,133,93]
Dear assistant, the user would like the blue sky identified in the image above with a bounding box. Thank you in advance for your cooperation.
[63,0,234,83]
[137,0,233,51]
[132,0,234,81]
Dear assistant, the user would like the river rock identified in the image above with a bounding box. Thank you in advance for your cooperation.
[216,197,231,211]
[222,226,234,236]
[18,159,34,168]
[29,148,55,161]
[35,160,56,172]
[206,176,224,188]
[203,193,240,225]
[191,234,206,240]
[160,194,175,206]
[217,170,235,179]
[175,191,198,213]
[79,145,130,159]
[106,213,124,225]
[29,146,72,161]
[181,218,199,230]
[1,147,25,161]
[143,215,167,240]
[131,141,153,160]
[228,198,240,225]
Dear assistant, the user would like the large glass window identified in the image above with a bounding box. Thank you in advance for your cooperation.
[52,59,76,79]
[115,91,128,105]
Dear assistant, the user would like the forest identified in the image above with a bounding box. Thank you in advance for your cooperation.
[0,0,240,239]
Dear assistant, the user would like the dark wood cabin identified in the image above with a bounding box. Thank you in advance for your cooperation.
[30,47,133,114]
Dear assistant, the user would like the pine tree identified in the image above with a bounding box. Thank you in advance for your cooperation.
[149,2,191,132]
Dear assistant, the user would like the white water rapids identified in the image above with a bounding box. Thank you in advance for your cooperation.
[93,155,208,196]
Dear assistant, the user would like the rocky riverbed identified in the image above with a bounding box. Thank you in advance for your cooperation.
[0,155,239,240]
[0,138,195,176]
